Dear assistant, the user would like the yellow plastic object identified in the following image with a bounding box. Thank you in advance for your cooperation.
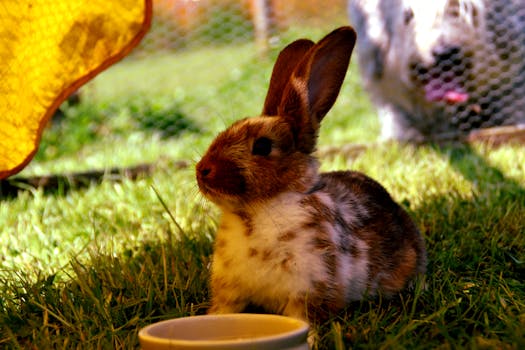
[0,0,152,179]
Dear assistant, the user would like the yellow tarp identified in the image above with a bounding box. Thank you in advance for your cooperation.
[0,0,152,179]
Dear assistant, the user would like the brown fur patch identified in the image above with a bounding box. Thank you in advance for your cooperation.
[211,293,245,311]
[215,238,226,248]
[347,241,361,259]
[234,210,253,236]
[312,280,329,293]
[278,230,297,242]
[210,275,247,312]
[284,295,307,319]
[222,258,232,269]
[280,251,294,272]
[351,202,424,294]
[248,247,259,257]
[214,237,227,255]
[218,219,231,231]
[302,220,323,232]
[322,250,338,281]
[307,277,346,321]
[312,235,332,250]
[380,247,418,293]
[261,249,273,261]
[300,195,336,224]
[211,276,230,291]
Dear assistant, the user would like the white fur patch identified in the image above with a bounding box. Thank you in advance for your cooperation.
[214,193,323,299]
[211,190,371,312]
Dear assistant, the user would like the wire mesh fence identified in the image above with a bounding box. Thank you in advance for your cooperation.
[349,0,525,141]
[82,0,525,142]
[415,0,525,134]
[75,0,351,159]
[136,0,348,53]
[57,0,525,174]
[83,0,349,101]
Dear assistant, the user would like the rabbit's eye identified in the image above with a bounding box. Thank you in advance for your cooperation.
[252,137,272,156]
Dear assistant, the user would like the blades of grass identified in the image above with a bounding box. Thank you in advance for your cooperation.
[331,322,345,350]
[1,325,22,350]
[380,298,463,350]
[68,258,115,330]
[151,184,185,240]
[161,243,168,303]
[409,275,427,319]
[29,300,75,330]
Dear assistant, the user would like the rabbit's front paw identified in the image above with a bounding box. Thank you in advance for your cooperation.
[208,296,248,315]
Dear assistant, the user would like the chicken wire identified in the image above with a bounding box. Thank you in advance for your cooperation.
[435,0,525,133]
[82,0,525,143]
[135,0,347,53]
[83,0,348,115]
[76,0,348,142]
[349,0,525,141]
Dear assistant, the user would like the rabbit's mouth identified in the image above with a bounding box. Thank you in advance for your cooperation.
[424,79,468,104]
[410,45,472,104]
[197,180,242,208]
[196,181,220,201]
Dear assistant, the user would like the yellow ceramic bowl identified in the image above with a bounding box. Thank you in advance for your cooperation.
[138,313,309,350]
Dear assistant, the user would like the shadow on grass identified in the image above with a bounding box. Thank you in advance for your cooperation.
[385,143,525,348]
[0,231,213,349]
[425,142,525,279]
[0,161,189,200]
[312,142,525,349]
[436,143,525,195]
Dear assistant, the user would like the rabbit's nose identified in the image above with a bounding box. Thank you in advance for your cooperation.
[432,45,461,61]
[196,161,213,179]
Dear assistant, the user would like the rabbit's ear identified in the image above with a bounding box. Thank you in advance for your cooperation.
[262,39,315,116]
[279,26,356,153]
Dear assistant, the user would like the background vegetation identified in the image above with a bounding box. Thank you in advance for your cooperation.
[1,22,524,349]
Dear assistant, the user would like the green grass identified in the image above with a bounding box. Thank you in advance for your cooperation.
[1,28,524,349]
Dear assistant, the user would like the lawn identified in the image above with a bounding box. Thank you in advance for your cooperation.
[1,27,524,349]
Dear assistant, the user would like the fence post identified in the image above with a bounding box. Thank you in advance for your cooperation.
[251,0,272,56]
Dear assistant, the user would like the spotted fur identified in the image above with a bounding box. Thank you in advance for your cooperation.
[196,27,427,322]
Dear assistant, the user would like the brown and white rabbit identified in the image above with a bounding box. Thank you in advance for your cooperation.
[196,26,427,322]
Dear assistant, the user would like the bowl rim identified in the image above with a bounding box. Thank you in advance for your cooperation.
[138,313,309,348]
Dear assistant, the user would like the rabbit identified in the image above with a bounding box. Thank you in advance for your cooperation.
[195,26,427,322]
